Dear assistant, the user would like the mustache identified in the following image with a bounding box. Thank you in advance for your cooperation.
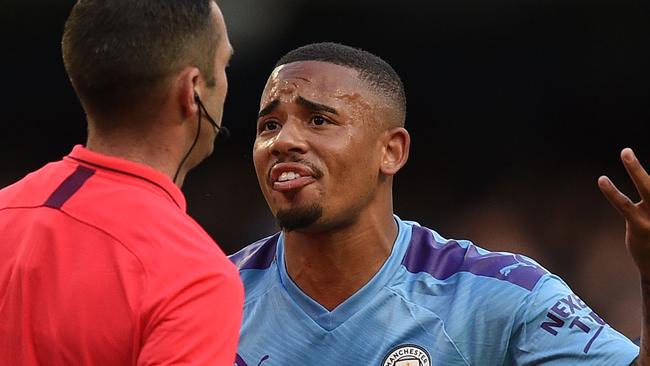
[268,157,324,181]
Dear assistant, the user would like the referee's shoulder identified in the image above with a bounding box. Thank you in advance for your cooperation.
[62,170,226,266]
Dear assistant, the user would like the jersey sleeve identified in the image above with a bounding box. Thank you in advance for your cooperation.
[136,265,244,366]
[508,274,638,365]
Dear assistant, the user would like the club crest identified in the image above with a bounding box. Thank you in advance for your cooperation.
[381,344,431,366]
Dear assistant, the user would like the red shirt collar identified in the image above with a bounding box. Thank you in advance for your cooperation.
[65,145,187,211]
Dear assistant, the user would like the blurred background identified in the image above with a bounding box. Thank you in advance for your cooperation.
[1,0,648,338]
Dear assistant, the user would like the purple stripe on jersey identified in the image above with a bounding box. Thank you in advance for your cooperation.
[234,354,269,366]
[583,325,605,353]
[402,226,547,291]
[44,165,95,209]
[230,234,280,270]
[234,354,249,366]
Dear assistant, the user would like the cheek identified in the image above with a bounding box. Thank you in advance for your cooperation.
[330,141,380,190]
[326,154,366,191]
[252,142,270,182]
[219,73,228,100]
[252,145,264,173]
[253,136,275,152]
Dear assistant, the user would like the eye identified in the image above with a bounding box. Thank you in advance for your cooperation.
[259,120,280,133]
[310,115,330,126]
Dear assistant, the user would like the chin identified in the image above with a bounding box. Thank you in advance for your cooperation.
[204,144,215,158]
[275,204,323,232]
[200,138,217,159]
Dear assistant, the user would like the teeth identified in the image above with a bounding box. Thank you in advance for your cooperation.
[278,171,301,182]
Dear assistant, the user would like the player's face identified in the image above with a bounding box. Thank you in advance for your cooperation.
[253,61,386,232]
[200,3,232,156]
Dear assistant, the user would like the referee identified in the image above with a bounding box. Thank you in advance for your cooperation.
[0,1,242,365]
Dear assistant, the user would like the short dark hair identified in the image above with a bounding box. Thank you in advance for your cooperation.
[276,42,406,126]
[62,0,219,124]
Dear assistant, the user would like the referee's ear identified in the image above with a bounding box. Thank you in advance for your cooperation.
[380,127,410,176]
[175,66,201,121]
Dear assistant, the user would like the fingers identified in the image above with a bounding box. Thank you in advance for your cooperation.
[621,148,650,202]
[598,175,636,219]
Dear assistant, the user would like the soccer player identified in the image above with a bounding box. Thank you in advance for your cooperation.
[231,42,647,365]
[0,1,243,365]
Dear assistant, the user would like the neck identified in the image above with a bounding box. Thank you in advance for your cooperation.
[85,118,191,186]
[283,205,398,311]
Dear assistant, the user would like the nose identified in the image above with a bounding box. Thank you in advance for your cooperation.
[269,119,308,157]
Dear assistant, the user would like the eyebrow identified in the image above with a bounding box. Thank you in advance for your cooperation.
[296,96,338,115]
[258,100,280,118]
[257,96,339,119]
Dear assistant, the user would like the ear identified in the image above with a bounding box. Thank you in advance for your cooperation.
[175,66,201,121]
[380,127,410,176]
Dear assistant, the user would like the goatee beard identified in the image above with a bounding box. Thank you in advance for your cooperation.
[276,204,323,232]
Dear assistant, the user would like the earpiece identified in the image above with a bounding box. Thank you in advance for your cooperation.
[190,90,230,140]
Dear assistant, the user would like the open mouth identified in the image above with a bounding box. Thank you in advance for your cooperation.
[278,171,302,182]
[269,161,321,192]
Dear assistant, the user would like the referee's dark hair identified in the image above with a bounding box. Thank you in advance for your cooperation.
[276,42,406,127]
[62,0,221,129]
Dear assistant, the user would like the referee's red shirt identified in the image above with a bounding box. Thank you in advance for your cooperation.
[0,145,243,365]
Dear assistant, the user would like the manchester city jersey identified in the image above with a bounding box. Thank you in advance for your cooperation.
[230,217,638,365]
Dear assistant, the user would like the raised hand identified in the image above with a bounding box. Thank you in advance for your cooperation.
[598,148,650,276]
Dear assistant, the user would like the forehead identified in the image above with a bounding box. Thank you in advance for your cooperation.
[261,61,374,107]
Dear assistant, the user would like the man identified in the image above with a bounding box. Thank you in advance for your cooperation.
[0,1,242,365]
[231,42,647,365]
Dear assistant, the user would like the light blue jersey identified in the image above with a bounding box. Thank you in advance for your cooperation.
[230,217,638,365]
